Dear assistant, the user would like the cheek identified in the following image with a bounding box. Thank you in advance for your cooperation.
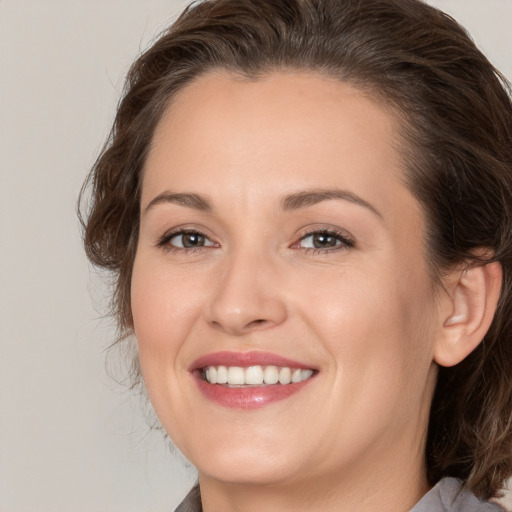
[302,262,437,405]
[130,254,206,438]
[130,255,203,367]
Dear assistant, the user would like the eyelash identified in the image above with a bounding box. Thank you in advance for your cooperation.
[156,228,217,253]
[156,228,355,254]
[294,229,355,254]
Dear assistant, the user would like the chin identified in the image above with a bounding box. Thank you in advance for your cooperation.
[182,429,304,486]
[197,453,298,486]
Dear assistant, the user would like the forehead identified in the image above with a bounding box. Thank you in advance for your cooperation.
[142,71,416,221]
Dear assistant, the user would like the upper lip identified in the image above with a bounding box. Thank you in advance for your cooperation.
[190,351,316,371]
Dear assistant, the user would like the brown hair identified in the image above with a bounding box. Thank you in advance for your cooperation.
[79,0,512,499]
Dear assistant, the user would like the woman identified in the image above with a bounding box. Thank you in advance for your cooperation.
[80,0,512,510]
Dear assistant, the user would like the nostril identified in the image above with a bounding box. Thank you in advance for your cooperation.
[247,319,267,328]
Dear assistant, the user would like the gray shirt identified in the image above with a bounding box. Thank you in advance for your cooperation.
[174,477,504,511]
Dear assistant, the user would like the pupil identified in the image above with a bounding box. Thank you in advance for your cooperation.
[313,233,336,248]
[183,233,204,247]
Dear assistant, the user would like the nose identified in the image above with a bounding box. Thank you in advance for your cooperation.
[203,247,288,336]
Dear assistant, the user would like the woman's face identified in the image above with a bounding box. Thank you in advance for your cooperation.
[132,72,442,488]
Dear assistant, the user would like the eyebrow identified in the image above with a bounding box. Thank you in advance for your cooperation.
[280,188,383,219]
[143,187,382,219]
[144,192,212,214]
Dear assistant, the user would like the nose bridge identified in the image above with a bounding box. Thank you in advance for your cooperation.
[204,240,287,335]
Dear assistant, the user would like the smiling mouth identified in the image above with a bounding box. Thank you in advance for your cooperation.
[191,351,318,408]
[201,365,315,386]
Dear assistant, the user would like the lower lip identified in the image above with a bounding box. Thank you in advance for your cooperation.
[193,373,315,409]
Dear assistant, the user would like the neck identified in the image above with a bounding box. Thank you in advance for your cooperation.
[198,441,430,512]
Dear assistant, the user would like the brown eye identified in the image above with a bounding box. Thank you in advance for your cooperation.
[169,231,215,249]
[298,230,354,251]
[311,233,339,248]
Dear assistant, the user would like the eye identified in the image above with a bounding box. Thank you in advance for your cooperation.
[295,229,354,252]
[157,229,217,250]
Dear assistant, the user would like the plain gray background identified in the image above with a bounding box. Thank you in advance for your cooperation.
[1,1,511,511]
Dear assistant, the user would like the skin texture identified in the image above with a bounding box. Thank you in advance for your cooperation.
[131,72,501,512]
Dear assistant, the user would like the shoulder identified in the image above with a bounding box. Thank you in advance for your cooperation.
[172,479,505,512]
[411,477,505,512]
[173,485,202,512]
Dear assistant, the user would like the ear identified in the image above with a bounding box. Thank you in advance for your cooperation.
[434,260,502,367]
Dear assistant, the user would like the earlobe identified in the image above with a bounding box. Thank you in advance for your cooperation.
[434,260,502,368]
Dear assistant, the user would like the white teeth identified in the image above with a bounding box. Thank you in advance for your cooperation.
[279,367,292,385]
[203,365,315,386]
[227,366,245,385]
[217,365,228,384]
[264,365,279,384]
[301,369,313,380]
[245,366,264,385]
[206,366,217,384]
[291,368,302,383]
